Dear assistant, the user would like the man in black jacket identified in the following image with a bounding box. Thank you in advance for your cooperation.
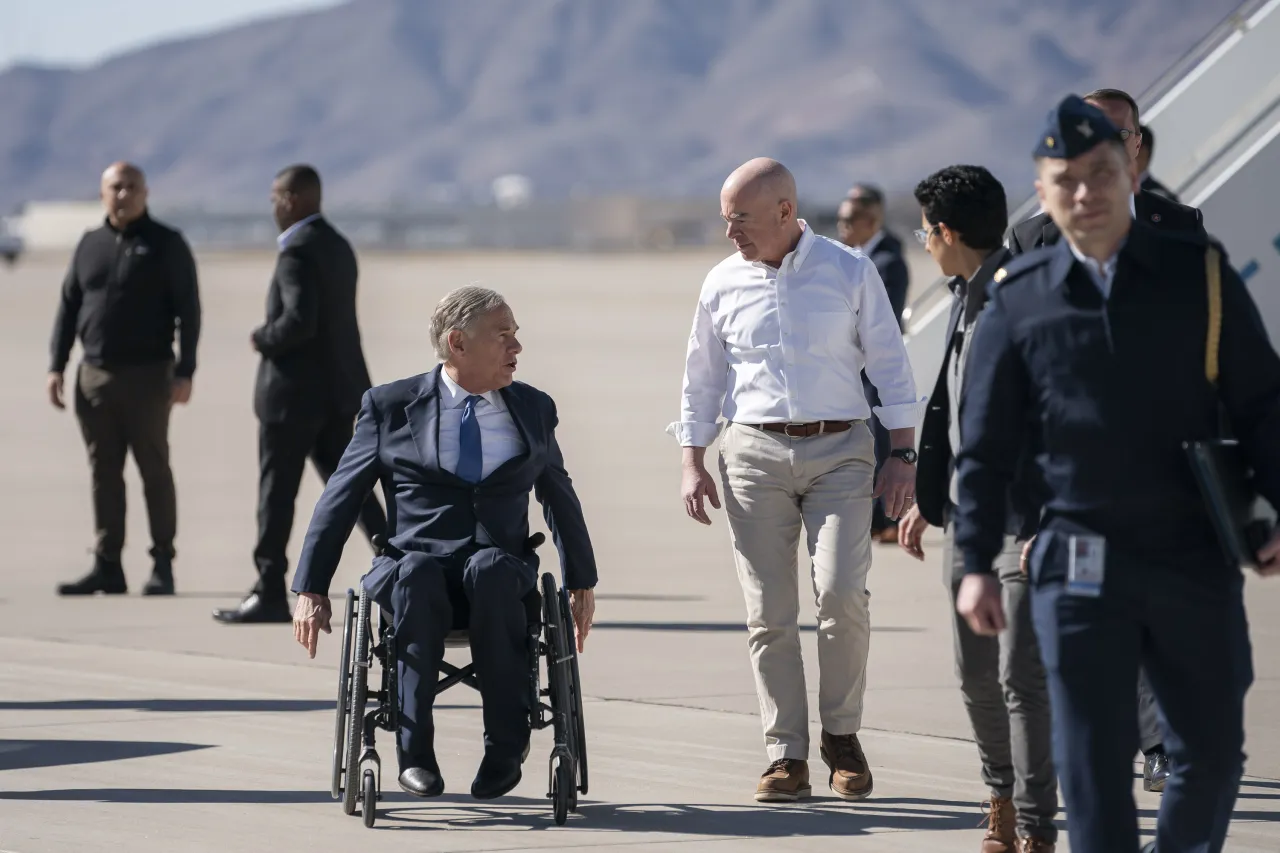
[897,165,1057,853]
[48,162,201,597]
[839,185,911,542]
[214,164,387,624]
[1137,124,1180,202]
[1005,89,1204,255]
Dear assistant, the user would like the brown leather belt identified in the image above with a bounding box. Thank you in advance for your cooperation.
[744,420,855,438]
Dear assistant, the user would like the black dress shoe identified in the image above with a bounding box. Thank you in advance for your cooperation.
[398,765,444,798]
[142,557,174,596]
[471,749,525,800]
[212,592,291,624]
[1144,751,1170,793]
[57,559,127,596]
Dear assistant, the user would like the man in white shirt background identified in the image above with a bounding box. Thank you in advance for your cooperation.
[668,157,924,803]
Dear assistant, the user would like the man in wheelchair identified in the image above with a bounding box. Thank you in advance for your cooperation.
[287,285,598,802]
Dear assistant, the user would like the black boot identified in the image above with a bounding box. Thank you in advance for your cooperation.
[57,556,128,596]
[142,553,174,596]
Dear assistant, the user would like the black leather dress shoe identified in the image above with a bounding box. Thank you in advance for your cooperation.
[398,765,444,798]
[142,558,174,596]
[471,750,524,800]
[57,559,128,596]
[212,592,291,624]
[1144,751,1170,793]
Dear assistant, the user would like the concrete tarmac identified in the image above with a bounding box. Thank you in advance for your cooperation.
[1,249,1277,851]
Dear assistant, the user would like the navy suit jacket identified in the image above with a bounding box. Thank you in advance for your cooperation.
[867,230,910,329]
[292,365,599,596]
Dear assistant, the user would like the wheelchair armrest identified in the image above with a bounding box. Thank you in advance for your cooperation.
[371,535,388,557]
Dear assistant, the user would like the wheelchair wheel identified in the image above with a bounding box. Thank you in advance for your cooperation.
[362,768,377,828]
[558,587,589,798]
[343,588,372,816]
[331,590,357,800]
[551,754,573,826]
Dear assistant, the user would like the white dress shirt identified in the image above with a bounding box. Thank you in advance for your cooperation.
[438,368,526,478]
[1067,240,1123,299]
[667,220,925,448]
[277,213,321,251]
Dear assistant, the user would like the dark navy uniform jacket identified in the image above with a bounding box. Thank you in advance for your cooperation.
[290,365,599,596]
[953,221,1280,578]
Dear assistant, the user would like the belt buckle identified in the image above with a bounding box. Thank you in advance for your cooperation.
[783,422,809,438]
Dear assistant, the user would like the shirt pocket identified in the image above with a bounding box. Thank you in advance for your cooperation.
[806,310,854,354]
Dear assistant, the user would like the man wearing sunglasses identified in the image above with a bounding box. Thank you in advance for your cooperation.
[1005,88,1204,255]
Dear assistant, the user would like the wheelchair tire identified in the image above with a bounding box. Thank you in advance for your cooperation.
[552,756,573,826]
[362,768,377,828]
[343,588,372,817]
[331,590,357,800]
[558,587,589,798]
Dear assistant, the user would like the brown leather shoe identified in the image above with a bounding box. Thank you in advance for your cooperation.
[754,758,811,802]
[819,730,873,800]
[980,797,1017,853]
[1018,837,1055,853]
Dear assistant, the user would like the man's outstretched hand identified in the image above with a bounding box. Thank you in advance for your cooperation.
[569,588,595,653]
[294,592,332,658]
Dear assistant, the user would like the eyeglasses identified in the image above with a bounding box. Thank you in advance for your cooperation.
[913,224,939,245]
[1117,128,1140,141]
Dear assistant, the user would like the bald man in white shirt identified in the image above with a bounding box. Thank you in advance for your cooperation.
[668,158,924,802]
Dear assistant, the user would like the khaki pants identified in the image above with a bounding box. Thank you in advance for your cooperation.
[717,421,876,760]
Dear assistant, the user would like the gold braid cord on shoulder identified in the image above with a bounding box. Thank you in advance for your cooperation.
[1206,245,1222,387]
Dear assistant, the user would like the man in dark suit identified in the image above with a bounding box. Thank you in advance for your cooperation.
[838,184,911,542]
[289,285,598,802]
[1137,124,1180,202]
[897,165,1057,853]
[214,164,387,624]
[1005,89,1204,255]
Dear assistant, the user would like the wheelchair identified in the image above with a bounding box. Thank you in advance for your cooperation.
[329,532,588,827]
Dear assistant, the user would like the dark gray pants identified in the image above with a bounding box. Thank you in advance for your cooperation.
[73,361,177,562]
[1138,668,1165,754]
[945,524,1058,841]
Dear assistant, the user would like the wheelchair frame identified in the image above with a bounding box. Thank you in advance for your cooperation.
[329,538,588,828]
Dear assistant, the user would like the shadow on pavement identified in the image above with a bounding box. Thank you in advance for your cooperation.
[0,739,213,772]
[0,699,477,713]
[592,621,922,633]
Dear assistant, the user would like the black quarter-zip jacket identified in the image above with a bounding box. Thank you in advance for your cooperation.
[49,211,201,378]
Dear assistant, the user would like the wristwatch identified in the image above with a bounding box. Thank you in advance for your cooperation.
[890,448,918,465]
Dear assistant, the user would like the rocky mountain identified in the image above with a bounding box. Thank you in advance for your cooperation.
[0,0,1241,211]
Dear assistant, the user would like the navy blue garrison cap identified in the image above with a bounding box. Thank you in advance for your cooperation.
[1034,94,1123,158]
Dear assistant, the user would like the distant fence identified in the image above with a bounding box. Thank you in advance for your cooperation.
[5,196,914,253]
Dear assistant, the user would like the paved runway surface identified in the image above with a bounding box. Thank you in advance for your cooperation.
[1,249,1277,851]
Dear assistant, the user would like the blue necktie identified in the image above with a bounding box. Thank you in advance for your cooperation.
[457,395,483,482]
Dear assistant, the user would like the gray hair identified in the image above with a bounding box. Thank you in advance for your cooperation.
[430,285,508,360]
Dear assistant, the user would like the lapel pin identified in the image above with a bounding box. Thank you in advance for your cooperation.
[1151,213,1162,223]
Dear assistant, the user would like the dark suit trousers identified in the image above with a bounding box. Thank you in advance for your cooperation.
[369,547,537,768]
[1030,532,1250,853]
[253,414,386,595]
[74,361,177,562]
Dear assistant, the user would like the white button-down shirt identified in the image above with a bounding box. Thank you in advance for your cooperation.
[277,213,321,251]
[667,221,925,447]
[1067,239,1123,299]
[438,368,525,478]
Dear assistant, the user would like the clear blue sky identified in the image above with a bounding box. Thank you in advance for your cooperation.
[1,0,342,69]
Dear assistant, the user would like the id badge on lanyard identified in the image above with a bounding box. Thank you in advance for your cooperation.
[1067,535,1106,598]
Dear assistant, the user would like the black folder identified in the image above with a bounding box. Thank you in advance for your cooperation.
[1183,438,1273,568]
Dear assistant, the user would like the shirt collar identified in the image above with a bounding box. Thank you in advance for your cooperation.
[1067,238,1124,295]
[786,219,816,271]
[859,229,886,256]
[1128,192,1136,219]
[438,367,505,411]
[277,213,321,251]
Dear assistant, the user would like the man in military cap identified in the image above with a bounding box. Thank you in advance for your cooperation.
[954,94,1280,853]
[1005,88,1203,254]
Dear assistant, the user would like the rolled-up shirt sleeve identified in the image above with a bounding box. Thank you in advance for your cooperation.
[856,258,926,429]
[666,294,728,447]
